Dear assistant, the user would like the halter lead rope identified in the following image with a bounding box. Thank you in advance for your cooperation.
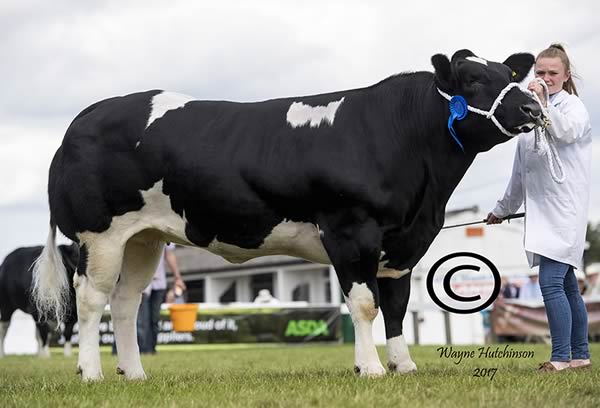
[437,78,565,183]
[528,78,565,184]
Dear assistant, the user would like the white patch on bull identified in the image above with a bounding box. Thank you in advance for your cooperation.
[146,92,195,129]
[74,180,192,380]
[376,265,410,279]
[386,335,417,373]
[466,56,488,66]
[207,220,331,264]
[346,283,385,377]
[80,180,193,249]
[111,239,164,380]
[286,97,345,128]
[72,273,106,380]
[377,251,410,278]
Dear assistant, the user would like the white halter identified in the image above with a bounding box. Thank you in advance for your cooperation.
[437,78,565,183]
[437,82,522,138]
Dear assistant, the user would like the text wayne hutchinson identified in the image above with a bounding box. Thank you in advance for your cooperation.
[437,345,535,365]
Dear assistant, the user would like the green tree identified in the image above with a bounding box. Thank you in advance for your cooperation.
[585,222,600,265]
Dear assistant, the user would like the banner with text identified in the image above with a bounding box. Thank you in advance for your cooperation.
[51,306,341,346]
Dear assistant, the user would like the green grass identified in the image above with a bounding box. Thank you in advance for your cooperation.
[1,343,599,407]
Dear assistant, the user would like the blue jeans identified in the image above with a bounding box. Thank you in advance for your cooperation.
[538,256,589,362]
[137,289,166,354]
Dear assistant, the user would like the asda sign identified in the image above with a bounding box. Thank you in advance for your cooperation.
[285,319,330,337]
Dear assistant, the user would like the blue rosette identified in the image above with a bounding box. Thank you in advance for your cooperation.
[448,95,468,152]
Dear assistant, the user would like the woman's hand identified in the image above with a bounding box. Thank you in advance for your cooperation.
[175,277,186,290]
[527,80,547,107]
[485,212,503,224]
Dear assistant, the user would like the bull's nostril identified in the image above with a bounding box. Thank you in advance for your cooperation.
[521,103,541,118]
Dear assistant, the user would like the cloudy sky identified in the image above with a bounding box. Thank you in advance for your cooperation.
[1,0,599,259]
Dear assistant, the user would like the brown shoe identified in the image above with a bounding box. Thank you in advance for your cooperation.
[538,362,568,373]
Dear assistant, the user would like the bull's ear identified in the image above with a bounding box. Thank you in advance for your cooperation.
[432,53,452,91]
[503,53,534,82]
[451,49,475,62]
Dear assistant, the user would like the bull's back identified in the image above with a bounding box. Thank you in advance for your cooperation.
[50,91,163,240]
[50,88,371,246]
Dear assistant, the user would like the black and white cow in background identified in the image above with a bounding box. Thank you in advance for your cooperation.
[0,244,78,358]
[34,49,542,380]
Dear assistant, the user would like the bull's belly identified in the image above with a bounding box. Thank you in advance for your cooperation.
[100,180,407,278]
[112,180,330,265]
[205,220,332,265]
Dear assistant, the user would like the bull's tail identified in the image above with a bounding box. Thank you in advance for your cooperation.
[32,221,71,325]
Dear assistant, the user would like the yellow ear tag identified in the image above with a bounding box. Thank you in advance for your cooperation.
[512,71,517,78]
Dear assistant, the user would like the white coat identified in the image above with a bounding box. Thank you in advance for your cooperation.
[492,90,592,270]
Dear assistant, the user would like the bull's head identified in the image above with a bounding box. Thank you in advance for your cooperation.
[432,49,544,152]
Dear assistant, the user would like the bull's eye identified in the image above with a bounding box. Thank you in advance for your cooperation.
[465,78,482,87]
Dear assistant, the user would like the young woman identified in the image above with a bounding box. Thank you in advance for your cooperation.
[487,44,592,372]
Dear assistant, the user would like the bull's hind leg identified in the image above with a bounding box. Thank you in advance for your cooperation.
[74,237,124,381]
[378,273,417,374]
[35,322,51,358]
[110,237,164,380]
[318,211,385,377]
[63,319,76,357]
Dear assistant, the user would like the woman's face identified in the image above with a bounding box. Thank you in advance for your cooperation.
[535,57,570,95]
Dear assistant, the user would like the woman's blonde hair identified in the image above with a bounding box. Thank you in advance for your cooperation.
[537,43,578,96]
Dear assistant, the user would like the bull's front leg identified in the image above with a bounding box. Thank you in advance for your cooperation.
[378,273,417,374]
[318,210,385,377]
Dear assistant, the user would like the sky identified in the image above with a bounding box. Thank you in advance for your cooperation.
[1,0,599,260]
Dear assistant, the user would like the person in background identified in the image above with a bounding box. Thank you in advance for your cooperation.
[574,270,588,295]
[494,277,523,343]
[501,276,520,299]
[487,44,592,372]
[253,289,280,305]
[583,266,600,296]
[137,243,185,354]
[519,271,543,300]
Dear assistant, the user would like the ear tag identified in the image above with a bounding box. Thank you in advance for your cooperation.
[512,71,517,78]
[448,95,468,152]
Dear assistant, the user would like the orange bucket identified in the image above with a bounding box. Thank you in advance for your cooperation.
[169,303,198,332]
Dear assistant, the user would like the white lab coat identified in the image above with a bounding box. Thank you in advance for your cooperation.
[493,90,592,270]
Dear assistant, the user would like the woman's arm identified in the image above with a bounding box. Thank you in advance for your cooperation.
[546,96,590,144]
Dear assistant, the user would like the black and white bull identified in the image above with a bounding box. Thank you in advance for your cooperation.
[0,244,78,357]
[34,49,542,380]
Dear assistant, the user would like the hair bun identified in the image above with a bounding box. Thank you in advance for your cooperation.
[549,43,566,52]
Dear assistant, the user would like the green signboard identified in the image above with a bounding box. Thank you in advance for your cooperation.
[51,306,341,346]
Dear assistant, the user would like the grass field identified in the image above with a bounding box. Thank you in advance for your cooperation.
[1,343,599,407]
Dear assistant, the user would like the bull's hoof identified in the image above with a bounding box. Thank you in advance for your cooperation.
[116,366,147,380]
[76,365,104,381]
[38,347,51,359]
[354,363,386,378]
[388,361,417,374]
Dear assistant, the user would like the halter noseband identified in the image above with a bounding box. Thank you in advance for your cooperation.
[437,79,564,183]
